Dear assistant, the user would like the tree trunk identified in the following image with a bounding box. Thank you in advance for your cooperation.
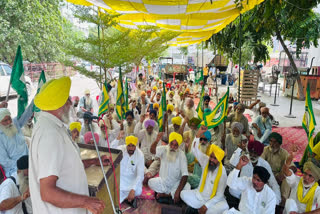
[276,30,305,100]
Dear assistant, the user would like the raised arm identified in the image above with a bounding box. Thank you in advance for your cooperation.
[150,132,164,155]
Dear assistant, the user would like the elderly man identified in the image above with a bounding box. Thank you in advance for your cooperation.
[30,77,105,214]
[99,113,120,146]
[166,104,175,126]
[167,91,175,107]
[69,96,80,122]
[186,130,212,189]
[182,126,229,214]
[282,149,320,214]
[261,132,292,202]
[80,115,100,137]
[0,155,31,214]
[149,132,190,204]
[0,101,34,178]
[110,135,144,207]
[136,119,158,167]
[181,98,198,120]
[79,89,94,113]
[135,110,159,133]
[184,118,201,152]
[252,107,272,145]
[225,157,276,214]
[225,103,249,136]
[228,140,281,206]
[69,122,82,143]
[166,116,182,135]
[224,122,244,162]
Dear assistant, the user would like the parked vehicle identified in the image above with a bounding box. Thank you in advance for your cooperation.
[0,62,33,98]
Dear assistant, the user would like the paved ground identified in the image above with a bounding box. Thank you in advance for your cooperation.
[5,73,320,133]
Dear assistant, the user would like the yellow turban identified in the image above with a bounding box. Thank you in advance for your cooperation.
[84,89,90,94]
[69,122,81,133]
[172,116,182,126]
[167,104,174,112]
[169,132,183,146]
[153,86,158,91]
[199,144,225,199]
[34,76,71,111]
[125,136,138,146]
[153,103,159,109]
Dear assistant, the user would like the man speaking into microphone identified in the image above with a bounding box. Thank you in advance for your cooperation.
[29,76,105,214]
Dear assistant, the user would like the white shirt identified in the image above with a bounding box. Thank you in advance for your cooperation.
[229,152,281,204]
[286,171,320,212]
[29,112,89,214]
[156,146,188,190]
[227,169,276,214]
[116,144,144,192]
[136,130,158,162]
[0,179,22,214]
[192,138,228,208]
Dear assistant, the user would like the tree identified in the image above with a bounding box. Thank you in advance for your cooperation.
[0,0,76,64]
[65,6,179,85]
[213,0,320,100]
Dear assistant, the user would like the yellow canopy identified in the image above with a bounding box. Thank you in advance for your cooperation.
[67,0,264,46]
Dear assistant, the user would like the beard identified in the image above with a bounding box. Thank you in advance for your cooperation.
[0,123,18,138]
[166,145,177,163]
[185,108,194,119]
[234,112,242,122]
[231,135,241,145]
[125,122,135,135]
[303,180,315,188]
[208,162,217,172]
[17,171,29,194]
[250,155,259,164]
[144,129,154,143]
[199,144,208,154]
[85,96,92,107]
[61,105,70,124]
[74,136,81,143]
[262,117,268,123]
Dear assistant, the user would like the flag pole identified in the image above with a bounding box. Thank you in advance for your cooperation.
[5,83,11,102]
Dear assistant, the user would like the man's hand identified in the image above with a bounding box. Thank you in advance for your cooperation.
[127,189,135,202]
[117,130,125,140]
[173,190,181,204]
[198,205,208,214]
[237,155,249,170]
[286,145,299,165]
[22,188,30,201]
[84,197,105,214]
[0,101,8,108]
[140,114,146,123]
[196,125,207,138]
[257,128,262,138]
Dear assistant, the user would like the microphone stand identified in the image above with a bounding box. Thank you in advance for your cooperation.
[87,116,120,214]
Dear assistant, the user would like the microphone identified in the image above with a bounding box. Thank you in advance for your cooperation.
[83,112,99,122]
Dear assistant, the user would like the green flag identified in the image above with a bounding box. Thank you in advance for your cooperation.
[10,46,28,119]
[201,87,229,129]
[196,85,205,120]
[125,77,129,112]
[195,68,203,84]
[34,70,46,113]
[98,82,110,116]
[300,84,317,166]
[158,82,167,132]
[116,67,126,120]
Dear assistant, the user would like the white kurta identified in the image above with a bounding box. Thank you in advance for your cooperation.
[180,138,229,214]
[0,178,23,214]
[29,112,89,214]
[225,169,276,214]
[283,171,320,213]
[228,152,281,205]
[148,146,190,198]
[114,144,144,203]
[136,130,158,162]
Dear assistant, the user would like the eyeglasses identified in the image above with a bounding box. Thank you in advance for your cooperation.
[200,138,208,142]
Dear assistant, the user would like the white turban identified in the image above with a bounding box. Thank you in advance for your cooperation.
[0,108,10,122]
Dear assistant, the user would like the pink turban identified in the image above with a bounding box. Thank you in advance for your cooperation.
[84,132,99,144]
[144,119,155,129]
[248,140,264,156]
[72,96,79,101]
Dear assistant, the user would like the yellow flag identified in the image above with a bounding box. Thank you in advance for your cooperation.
[98,82,110,116]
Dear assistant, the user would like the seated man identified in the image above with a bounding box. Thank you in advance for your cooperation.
[83,132,99,145]
[149,132,190,204]
[166,104,175,126]
[110,136,144,208]
[225,135,248,175]
[225,103,249,136]
[0,102,33,177]
[224,122,244,162]
[186,130,212,189]
[69,122,82,143]
[181,127,229,214]
[261,132,293,203]
[225,157,276,214]
[136,119,158,168]
[0,155,31,214]
[99,113,120,146]
[283,150,320,214]
[135,110,159,133]
[80,116,100,138]
[166,116,182,136]
[227,140,281,206]
[252,107,272,145]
